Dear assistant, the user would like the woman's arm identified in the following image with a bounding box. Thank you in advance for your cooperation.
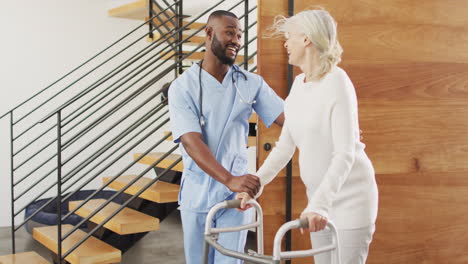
[236,119,296,209]
[255,119,296,197]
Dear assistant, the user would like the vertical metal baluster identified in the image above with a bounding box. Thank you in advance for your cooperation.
[178,0,184,76]
[10,111,15,254]
[57,111,63,262]
[244,0,249,70]
[149,0,154,39]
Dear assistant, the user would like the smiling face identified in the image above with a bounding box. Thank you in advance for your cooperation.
[206,15,243,65]
[284,30,308,67]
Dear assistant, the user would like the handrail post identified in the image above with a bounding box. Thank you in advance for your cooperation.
[243,0,249,70]
[10,111,16,254]
[285,1,294,263]
[149,0,154,39]
[177,0,183,76]
[56,111,63,262]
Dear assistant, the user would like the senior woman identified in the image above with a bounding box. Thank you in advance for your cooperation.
[236,9,379,264]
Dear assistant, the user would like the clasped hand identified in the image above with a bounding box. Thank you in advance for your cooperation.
[226,174,260,198]
[300,212,328,233]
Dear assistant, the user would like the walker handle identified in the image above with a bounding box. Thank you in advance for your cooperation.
[273,219,340,263]
[298,218,309,229]
[225,199,242,208]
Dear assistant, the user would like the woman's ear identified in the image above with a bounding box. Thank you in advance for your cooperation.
[303,36,312,47]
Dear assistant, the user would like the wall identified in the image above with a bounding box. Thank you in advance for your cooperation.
[0,0,147,228]
[257,0,468,263]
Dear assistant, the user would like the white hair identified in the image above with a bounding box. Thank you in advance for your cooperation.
[269,8,343,79]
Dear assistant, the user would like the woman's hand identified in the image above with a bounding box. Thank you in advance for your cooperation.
[300,212,328,234]
[234,192,253,211]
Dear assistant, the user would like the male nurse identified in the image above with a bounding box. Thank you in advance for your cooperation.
[168,10,284,264]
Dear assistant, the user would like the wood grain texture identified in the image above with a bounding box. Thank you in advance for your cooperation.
[359,99,468,174]
[368,172,468,264]
[68,199,159,235]
[256,0,291,260]
[339,25,468,64]
[343,63,468,100]
[0,252,50,264]
[296,0,468,27]
[257,0,468,263]
[134,152,183,172]
[102,175,179,203]
[33,225,121,264]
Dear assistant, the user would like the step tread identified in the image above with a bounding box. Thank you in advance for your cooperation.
[103,175,179,203]
[0,251,50,264]
[68,199,159,235]
[108,0,205,29]
[249,112,257,123]
[134,152,183,172]
[32,225,121,264]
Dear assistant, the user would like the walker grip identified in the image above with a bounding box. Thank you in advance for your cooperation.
[298,218,309,229]
[225,199,242,208]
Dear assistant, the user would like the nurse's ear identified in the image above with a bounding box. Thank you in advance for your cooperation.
[205,26,214,41]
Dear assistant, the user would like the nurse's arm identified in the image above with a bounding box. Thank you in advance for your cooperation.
[180,132,261,198]
[273,112,285,127]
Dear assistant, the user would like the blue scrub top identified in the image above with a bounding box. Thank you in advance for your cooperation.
[168,63,284,212]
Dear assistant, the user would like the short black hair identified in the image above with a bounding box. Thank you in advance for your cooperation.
[208,10,238,22]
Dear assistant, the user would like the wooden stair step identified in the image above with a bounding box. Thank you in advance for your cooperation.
[103,175,179,203]
[108,0,147,20]
[161,51,254,64]
[32,225,121,264]
[249,112,257,123]
[108,0,205,29]
[134,152,183,172]
[0,252,50,264]
[163,131,174,141]
[68,199,159,235]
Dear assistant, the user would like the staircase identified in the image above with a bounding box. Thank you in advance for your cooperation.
[1,0,258,263]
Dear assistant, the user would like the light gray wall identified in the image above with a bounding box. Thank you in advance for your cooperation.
[0,0,147,227]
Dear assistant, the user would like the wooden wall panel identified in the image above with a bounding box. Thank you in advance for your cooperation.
[257,0,468,263]
[256,0,289,258]
[297,0,468,27]
[345,63,468,100]
[369,172,468,264]
[360,100,468,174]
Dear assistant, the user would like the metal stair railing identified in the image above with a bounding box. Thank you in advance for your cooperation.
[1,0,259,262]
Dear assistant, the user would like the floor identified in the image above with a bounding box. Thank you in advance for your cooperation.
[0,210,257,264]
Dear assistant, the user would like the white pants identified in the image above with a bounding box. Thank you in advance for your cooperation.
[310,224,375,264]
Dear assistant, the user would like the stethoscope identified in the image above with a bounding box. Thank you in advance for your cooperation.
[198,60,256,127]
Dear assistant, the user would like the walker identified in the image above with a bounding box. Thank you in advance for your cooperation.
[203,200,341,264]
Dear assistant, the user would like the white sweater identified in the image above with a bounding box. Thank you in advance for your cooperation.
[256,67,378,229]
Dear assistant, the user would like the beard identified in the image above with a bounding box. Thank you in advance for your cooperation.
[211,34,236,66]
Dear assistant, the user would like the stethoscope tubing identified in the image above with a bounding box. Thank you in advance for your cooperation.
[198,60,254,127]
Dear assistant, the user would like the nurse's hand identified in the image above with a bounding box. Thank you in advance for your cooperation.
[225,174,260,198]
[234,192,253,211]
[300,212,328,234]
